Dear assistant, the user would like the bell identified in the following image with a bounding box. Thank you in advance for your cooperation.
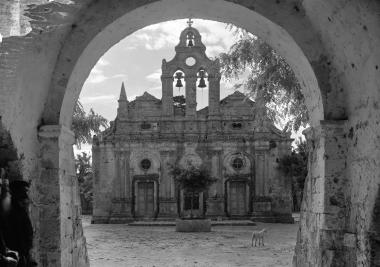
[175,78,183,88]
[188,39,194,47]
[198,70,207,88]
[198,77,206,88]
[175,72,183,88]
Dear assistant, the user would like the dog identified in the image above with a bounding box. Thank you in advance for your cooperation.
[251,228,267,247]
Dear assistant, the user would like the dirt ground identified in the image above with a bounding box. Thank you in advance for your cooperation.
[83,217,298,267]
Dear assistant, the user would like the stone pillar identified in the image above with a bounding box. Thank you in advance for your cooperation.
[92,143,117,223]
[253,140,269,197]
[158,149,177,219]
[208,75,221,118]
[294,120,349,267]
[185,76,197,118]
[161,75,174,116]
[0,0,20,38]
[109,150,133,223]
[37,125,88,267]
[206,149,225,217]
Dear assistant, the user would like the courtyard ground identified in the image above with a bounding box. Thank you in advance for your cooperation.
[83,216,298,267]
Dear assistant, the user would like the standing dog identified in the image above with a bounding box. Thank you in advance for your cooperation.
[251,228,267,247]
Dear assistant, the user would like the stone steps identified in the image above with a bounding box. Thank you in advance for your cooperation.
[128,220,256,226]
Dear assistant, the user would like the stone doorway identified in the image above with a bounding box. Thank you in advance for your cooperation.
[180,190,204,218]
[136,181,155,218]
[133,175,159,219]
[229,181,247,216]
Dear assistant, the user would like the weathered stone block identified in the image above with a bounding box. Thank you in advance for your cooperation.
[175,219,212,232]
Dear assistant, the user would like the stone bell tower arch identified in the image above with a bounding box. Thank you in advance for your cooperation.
[161,19,221,119]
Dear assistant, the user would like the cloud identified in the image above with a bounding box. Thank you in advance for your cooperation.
[146,68,162,81]
[131,19,237,53]
[80,95,117,104]
[86,66,127,84]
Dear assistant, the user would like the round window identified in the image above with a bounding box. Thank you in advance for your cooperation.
[140,159,151,170]
[232,158,244,170]
[185,57,196,66]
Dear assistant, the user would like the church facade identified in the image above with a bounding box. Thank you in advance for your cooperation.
[92,22,293,223]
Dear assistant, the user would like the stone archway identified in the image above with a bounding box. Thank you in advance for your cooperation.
[0,0,379,266]
[370,187,380,266]
[41,3,329,265]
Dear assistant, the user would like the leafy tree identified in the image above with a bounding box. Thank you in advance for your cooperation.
[277,138,308,211]
[170,163,217,218]
[219,33,308,132]
[72,101,108,148]
[75,152,93,214]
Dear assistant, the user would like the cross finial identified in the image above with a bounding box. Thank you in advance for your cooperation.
[187,18,193,27]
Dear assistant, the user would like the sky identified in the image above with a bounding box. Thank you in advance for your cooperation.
[79,19,242,119]
[76,19,304,155]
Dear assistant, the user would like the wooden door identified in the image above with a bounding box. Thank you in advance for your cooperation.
[229,181,246,216]
[137,182,154,217]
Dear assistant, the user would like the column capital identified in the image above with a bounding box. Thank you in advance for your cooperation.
[38,124,75,145]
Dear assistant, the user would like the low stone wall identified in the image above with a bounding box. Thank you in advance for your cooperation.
[175,219,212,232]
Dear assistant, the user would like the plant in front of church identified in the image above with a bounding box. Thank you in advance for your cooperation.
[277,138,308,212]
[72,101,109,148]
[219,30,308,133]
[170,163,217,218]
[75,152,93,214]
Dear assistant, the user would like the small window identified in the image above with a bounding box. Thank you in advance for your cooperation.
[231,122,243,129]
[140,159,151,170]
[232,158,244,170]
[141,122,151,130]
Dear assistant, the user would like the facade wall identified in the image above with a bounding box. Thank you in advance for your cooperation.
[93,137,293,222]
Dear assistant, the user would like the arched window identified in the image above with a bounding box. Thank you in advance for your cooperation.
[140,159,151,170]
[232,158,244,170]
[186,31,195,47]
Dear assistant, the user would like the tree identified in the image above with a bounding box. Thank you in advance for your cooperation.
[170,163,217,218]
[219,33,308,132]
[72,101,108,148]
[277,138,308,211]
[75,152,93,214]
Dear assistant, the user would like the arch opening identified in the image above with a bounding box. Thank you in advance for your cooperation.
[54,0,324,130]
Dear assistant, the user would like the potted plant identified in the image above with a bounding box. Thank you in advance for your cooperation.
[170,163,217,232]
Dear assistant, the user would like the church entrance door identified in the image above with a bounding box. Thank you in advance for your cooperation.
[136,181,155,218]
[229,181,247,216]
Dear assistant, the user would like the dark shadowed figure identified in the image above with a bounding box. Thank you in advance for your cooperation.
[0,171,19,267]
[3,180,36,267]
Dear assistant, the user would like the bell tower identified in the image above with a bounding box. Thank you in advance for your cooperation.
[161,19,221,119]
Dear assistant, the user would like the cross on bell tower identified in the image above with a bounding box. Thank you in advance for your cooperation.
[187,18,193,27]
[161,20,221,118]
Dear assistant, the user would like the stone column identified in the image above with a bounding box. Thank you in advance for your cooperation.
[253,140,269,197]
[158,149,177,218]
[294,120,350,267]
[185,76,197,118]
[0,0,20,38]
[206,149,225,217]
[37,125,88,267]
[161,75,174,117]
[208,75,221,118]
